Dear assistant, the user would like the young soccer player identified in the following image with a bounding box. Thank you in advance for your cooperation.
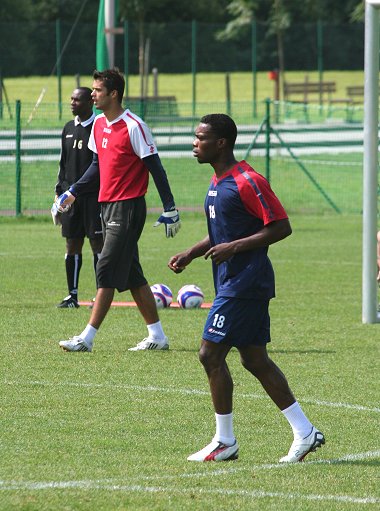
[168,114,325,463]
[56,68,180,352]
[55,88,103,308]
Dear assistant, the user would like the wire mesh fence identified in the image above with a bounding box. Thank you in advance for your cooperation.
[0,99,365,217]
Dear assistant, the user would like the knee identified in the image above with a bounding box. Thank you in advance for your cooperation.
[198,345,211,368]
[241,353,271,377]
[198,344,221,372]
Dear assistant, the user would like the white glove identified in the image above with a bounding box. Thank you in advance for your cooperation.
[51,202,62,226]
[154,209,181,238]
[56,191,75,213]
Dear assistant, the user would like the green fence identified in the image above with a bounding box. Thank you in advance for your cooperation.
[0,99,365,217]
[0,20,365,78]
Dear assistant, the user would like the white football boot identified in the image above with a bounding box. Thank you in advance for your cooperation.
[279,427,325,463]
[59,336,93,352]
[187,438,239,462]
[128,336,169,351]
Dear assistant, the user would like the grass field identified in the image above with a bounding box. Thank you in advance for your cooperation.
[1,152,363,216]
[3,71,365,105]
[1,70,365,128]
[0,212,379,511]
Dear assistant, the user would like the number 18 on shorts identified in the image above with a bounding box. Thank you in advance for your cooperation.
[202,296,271,348]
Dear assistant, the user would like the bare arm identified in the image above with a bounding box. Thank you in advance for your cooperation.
[205,218,292,265]
[168,236,211,273]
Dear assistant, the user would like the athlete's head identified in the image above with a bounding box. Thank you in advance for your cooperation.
[200,114,237,150]
[70,87,93,119]
[92,68,125,104]
[193,114,237,165]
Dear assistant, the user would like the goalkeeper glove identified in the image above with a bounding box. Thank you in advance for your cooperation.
[154,208,181,238]
[56,190,75,213]
[51,202,62,226]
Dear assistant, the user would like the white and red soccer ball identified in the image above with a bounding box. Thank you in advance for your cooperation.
[150,284,173,309]
[177,284,204,309]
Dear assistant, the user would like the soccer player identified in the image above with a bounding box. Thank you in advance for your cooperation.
[168,114,325,463]
[55,87,103,308]
[56,68,180,352]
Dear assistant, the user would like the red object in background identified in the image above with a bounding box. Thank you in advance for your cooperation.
[268,70,279,81]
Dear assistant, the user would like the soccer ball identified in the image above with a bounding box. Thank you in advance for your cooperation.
[177,284,204,309]
[150,284,173,309]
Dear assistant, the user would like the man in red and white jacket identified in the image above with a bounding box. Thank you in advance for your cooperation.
[56,68,180,353]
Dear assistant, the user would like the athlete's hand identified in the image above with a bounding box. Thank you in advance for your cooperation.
[205,242,236,265]
[154,208,181,238]
[56,191,75,213]
[51,200,62,226]
[168,252,191,273]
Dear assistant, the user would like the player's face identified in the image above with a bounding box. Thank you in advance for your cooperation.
[193,123,222,164]
[91,79,113,111]
[70,89,92,118]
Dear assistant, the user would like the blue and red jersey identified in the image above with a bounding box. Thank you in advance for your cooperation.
[204,160,288,300]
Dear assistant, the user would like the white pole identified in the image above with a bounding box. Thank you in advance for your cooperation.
[363,0,380,323]
[105,0,115,68]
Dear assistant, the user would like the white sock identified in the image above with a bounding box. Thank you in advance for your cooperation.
[281,401,313,440]
[147,321,166,340]
[214,412,235,445]
[80,324,98,343]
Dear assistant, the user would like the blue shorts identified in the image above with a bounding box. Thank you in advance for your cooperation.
[203,296,271,348]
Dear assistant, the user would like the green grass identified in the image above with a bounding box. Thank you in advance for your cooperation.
[0,213,379,510]
[1,71,366,128]
[0,152,363,215]
[3,71,365,105]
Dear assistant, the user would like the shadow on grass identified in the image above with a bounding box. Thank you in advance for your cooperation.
[329,459,380,467]
[269,348,336,354]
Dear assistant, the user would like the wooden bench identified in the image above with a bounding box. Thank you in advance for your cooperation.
[346,86,364,104]
[123,96,179,121]
[284,80,338,104]
[283,78,353,121]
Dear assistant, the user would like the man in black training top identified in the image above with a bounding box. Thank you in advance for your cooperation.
[55,87,103,308]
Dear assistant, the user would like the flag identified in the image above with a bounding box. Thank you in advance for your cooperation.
[96,0,109,70]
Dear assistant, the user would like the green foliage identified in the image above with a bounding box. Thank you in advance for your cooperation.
[0,213,379,510]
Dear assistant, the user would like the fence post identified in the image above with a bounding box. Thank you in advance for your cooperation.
[265,98,271,182]
[317,20,324,107]
[56,19,62,120]
[226,73,231,116]
[15,100,22,216]
[124,20,129,97]
[251,20,257,118]
[0,68,3,120]
[191,20,197,119]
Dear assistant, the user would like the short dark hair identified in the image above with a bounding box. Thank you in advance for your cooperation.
[93,68,125,103]
[200,113,237,148]
[75,87,93,102]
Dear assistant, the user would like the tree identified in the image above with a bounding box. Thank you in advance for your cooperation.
[217,0,364,96]
[118,0,230,94]
[0,0,33,20]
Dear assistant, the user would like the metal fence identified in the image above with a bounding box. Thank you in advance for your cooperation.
[0,99,365,217]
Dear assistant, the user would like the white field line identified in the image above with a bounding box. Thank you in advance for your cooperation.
[2,379,380,414]
[0,451,379,504]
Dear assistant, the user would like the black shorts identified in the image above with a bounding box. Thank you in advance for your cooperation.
[96,198,147,292]
[61,194,102,240]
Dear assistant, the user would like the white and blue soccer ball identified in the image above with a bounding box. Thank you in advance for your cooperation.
[150,284,173,309]
[177,284,204,309]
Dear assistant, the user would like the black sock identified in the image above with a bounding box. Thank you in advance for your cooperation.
[65,254,82,301]
[93,253,100,289]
